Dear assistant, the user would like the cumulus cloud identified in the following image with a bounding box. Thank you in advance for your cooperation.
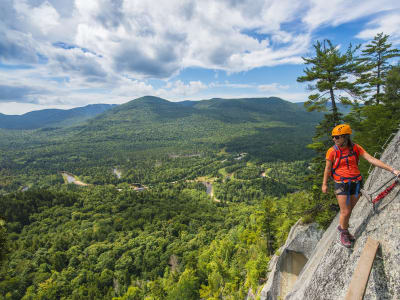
[1,0,400,111]
[30,1,61,35]
[113,40,183,78]
[356,11,400,44]
[303,0,400,30]
[168,80,207,95]
[0,30,39,63]
[154,80,207,99]
[50,47,108,80]
[3,0,310,77]
[4,0,400,76]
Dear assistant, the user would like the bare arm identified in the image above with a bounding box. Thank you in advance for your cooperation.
[361,151,400,176]
[322,159,332,193]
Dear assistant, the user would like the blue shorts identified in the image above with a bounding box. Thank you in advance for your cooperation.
[334,180,363,196]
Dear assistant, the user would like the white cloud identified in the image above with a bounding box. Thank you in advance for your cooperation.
[155,80,207,100]
[4,0,311,77]
[209,82,253,89]
[31,1,61,34]
[303,0,400,30]
[258,83,290,92]
[356,11,400,44]
[1,0,400,113]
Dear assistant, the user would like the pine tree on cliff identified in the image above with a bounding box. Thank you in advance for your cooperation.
[356,33,400,105]
[348,34,400,174]
[297,39,361,125]
[348,65,400,175]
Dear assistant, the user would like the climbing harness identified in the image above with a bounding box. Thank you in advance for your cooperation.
[331,144,362,206]
[362,174,400,211]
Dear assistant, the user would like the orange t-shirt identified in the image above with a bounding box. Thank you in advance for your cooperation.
[326,144,365,182]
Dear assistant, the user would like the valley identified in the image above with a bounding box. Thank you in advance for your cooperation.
[0,96,318,299]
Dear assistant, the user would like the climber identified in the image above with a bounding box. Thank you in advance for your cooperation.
[321,124,400,248]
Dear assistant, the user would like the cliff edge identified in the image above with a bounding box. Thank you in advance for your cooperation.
[285,127,400,300]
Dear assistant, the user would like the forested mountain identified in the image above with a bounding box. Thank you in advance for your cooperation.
[0,104,116,129]
[79,96,322,160]
[0,96,322,192]
[97,96,319,125]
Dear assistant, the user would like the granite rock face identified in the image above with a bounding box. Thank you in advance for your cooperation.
[258,219,323,300]
[286,128,400,300]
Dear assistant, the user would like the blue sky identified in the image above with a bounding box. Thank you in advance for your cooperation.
[1,0,400,114]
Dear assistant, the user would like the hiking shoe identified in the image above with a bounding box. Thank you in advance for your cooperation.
[340,231,352,248]
[337,225,355,242]
[347,232,355,242]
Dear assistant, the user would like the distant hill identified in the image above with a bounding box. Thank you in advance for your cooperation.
[0,104,116,129]
[90,96,320,125]
[76,96,322,161]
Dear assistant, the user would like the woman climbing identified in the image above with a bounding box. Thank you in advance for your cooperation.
[321,124,400,247]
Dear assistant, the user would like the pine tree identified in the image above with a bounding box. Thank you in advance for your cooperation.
[357,33,400,105]
[349,34,400,173]
[297,39,361,124]
[384,64,400,110]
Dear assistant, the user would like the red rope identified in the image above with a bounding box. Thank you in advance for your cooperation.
[372,180,399,204]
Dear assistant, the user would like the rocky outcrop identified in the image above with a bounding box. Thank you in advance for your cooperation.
[258,219,323,300]
[286,128,400,300]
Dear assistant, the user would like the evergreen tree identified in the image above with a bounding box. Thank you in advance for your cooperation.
[349,64,400,175]
[297,39,361,124]
[357,33,400,105]
[384,64,400,110]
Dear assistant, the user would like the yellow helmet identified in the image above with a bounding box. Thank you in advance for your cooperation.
[332,124,352,136]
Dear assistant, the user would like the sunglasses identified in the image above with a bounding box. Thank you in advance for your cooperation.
[332,135,343,140]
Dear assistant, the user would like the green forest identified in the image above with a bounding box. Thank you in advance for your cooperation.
[0,33,399,299]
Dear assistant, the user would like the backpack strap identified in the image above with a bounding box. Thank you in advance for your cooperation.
[352,144,360,164]
[331,145,341,175]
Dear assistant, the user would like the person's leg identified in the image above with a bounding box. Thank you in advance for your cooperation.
[337,194,352,230]
[337,194,353,247]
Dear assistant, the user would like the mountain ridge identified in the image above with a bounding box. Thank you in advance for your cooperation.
[0,96,311,130]
[70,96,322,162]
[0,103,116,129]
[0,96,323,164]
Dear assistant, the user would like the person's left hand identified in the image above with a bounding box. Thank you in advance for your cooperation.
[392,169,400,177]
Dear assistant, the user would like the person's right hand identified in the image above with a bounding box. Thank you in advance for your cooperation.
[322,184,328,194]
[393,169,400,177]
